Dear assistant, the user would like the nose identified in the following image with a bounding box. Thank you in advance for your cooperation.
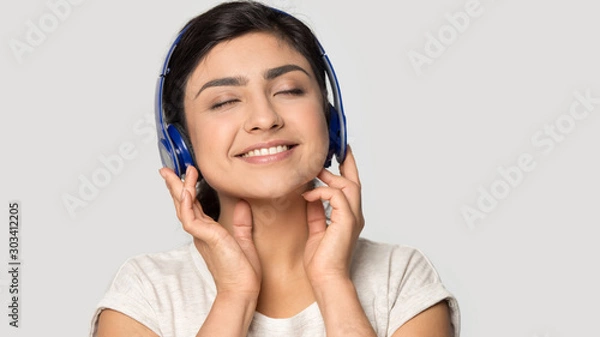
[243,95,283,133]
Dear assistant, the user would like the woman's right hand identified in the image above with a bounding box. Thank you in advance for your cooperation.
[159,165,262,301]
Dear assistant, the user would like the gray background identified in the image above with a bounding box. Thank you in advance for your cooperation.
[1,0,598,336]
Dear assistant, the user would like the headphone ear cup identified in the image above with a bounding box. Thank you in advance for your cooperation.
[325,103,346,168]
[158,133,179,175]
[166,123,196,178]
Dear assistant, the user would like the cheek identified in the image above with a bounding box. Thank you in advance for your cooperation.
[297,108,330,171]
[309,108,330,148]
[188,118,234,177]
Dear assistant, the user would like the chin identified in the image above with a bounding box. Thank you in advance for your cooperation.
[250,176,313,200]
[205,153,327,201]
[213,172,313,203]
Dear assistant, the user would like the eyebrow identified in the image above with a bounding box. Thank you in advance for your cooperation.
[195,76,248,98]
[195,64,310,98]
[264,64,310,80]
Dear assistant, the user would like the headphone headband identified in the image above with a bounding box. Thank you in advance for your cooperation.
[317,39,347,167]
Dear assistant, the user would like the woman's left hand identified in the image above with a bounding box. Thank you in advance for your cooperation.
[302,146,364,287]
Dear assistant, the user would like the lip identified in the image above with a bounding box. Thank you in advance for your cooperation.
[236,140,297,157]
[235,140,297,164]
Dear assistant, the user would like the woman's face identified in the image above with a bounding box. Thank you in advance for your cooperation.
[183,32,329,201]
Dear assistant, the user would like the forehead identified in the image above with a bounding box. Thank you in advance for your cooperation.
[188,32,312,83]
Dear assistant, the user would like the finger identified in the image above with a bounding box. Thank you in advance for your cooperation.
[159,167,186,200]
[303,188,361,246]
[232,200,258,261]
[303,186,353,225]
[232,200,252,241]
[159,167,185,214]
[339,145,360,187]
[181,165,199,199]
[180,188,227,244]
[316,147,360,191]
[305,199,327,236]
[182,166,206,219]
[179,189,206,239]
[317,169,355,191]
[160,166,207,222]
[315,167,361,218]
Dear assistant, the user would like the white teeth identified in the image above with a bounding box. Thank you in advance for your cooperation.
[242,145,289,158]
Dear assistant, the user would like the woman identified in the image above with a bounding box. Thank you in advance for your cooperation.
[90,1,460,336]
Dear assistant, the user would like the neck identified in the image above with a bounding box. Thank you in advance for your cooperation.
[217,190,318,317]
[218,192,310,270]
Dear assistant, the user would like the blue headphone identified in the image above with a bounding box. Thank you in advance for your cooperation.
[155,10,347,178]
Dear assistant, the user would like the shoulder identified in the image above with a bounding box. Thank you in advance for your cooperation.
[108,242,204,293]
[120,243,194,275]
[90,242,212,337]
[352,237,439,279]
[352,237,449,297]
[351,238,460,337]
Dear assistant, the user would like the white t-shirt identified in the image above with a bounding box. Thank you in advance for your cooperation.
[89,238,460,337]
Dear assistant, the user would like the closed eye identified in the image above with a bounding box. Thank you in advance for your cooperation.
[210,99,239,110]
[276,88,304,96]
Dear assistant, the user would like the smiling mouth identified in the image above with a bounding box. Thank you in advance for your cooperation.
[240,145,295,158]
